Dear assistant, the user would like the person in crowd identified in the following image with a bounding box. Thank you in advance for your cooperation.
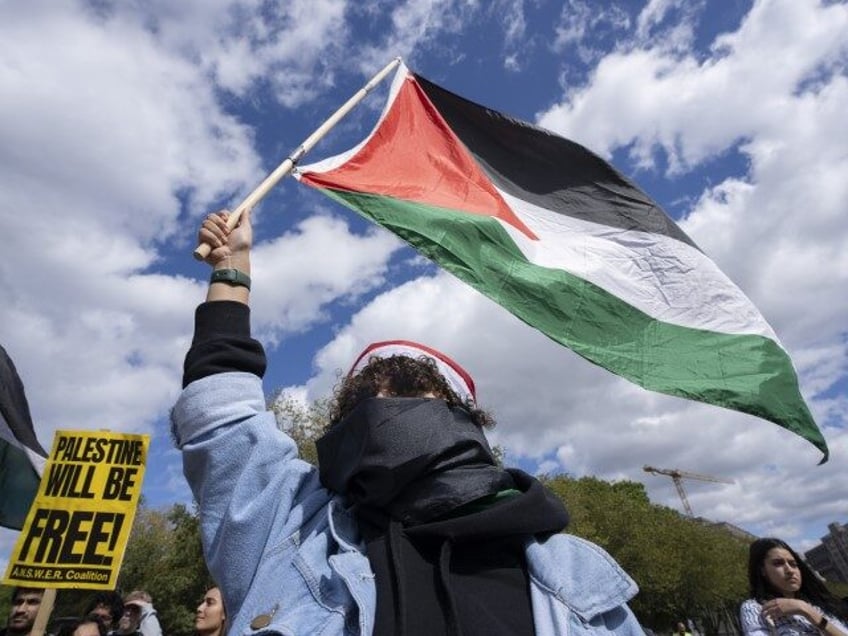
[119,592,161,636]
[195,587,226,636]
[83,592,123,635]
[115,604,141,636]
[673,621,692,636]
[171,209,644,635]
[56,616,106,636]
[741,537,848,635]
[1,587,43,636]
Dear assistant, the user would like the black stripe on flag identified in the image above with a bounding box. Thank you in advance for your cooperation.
[414,74,697,249]
[1,344,47,530]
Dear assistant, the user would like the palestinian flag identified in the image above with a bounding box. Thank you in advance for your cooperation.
[294,62,827,460]
[1,344,47,530]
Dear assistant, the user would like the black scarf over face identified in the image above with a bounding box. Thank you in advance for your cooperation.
[317,398,515,525]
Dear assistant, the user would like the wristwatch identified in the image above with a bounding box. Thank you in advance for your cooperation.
[210,268,251,290]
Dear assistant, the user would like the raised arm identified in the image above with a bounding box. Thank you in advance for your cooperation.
[172,210,330,613]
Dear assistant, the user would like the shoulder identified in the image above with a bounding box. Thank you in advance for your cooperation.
[526,533,638,616]
[528,532,635,583]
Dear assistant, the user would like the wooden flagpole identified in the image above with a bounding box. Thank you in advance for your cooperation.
[193,56,403,260]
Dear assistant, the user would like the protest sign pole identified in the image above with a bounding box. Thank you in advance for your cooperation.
[30,588,56,636]
[192,56,402,261]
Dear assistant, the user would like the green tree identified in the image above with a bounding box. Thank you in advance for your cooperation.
[115,503,210,636]
[269,393,334,465]
[542,474,749,633]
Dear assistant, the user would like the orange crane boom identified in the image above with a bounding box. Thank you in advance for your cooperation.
[643,465,734,517]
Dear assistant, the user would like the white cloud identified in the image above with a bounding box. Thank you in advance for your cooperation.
[494,0,528,71]
[355,0,481,72]
[0,2,262,446]
[542,2,848,171]
[552,1,631,66]
[102,0,350,107]
[250,213,402,343]
[635,0,704,50]
[1,3,260,235]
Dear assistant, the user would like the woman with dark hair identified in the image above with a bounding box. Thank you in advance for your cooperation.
[741,537,848,635]
[195,587,226,636]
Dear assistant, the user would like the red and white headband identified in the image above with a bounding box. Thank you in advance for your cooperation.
[348,340,476,405]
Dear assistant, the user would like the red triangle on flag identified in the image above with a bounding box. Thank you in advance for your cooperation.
[300,76,538,241]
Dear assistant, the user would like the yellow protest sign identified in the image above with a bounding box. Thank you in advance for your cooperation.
[3,430,149,589]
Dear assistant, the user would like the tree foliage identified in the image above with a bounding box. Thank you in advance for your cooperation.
[269,393,334,466]
[115,503,212,636]
[542,475,749,632]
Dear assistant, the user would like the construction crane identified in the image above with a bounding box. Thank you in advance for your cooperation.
[643,465,734,517]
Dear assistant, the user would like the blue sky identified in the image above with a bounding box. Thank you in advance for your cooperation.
[2,0,847,571]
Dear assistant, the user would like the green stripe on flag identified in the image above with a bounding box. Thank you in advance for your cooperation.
[0,439,42,530]
[321,188,826,457]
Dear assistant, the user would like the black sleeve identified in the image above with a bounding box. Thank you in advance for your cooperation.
[182,301,267,388]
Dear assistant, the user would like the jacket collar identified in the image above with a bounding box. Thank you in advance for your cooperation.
[327,497,364,551]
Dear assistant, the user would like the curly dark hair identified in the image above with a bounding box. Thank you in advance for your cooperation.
[82,591,124,627]
[747,537,848,619]
[328,354,494,429]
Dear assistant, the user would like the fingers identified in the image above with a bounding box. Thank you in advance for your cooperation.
[198,211,231,250]
[762,600,779,621]
[762,599,794,622]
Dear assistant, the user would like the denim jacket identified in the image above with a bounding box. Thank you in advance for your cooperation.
[173,372,645,636]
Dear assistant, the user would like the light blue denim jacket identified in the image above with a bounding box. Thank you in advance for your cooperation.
[173,371,645,636]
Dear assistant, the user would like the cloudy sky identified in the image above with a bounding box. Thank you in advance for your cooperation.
[2,0,846,572]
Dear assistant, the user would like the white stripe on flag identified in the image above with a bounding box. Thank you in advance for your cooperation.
[496,189,778,341]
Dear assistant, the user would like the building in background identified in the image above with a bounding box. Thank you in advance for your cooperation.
[805,522,848,584]
[705,520,757,543]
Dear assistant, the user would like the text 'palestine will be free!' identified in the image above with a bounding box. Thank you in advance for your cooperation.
[3,430,149,590]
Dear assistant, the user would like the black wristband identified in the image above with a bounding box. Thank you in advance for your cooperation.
[819,616,828,631]
[210,268,251,290]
